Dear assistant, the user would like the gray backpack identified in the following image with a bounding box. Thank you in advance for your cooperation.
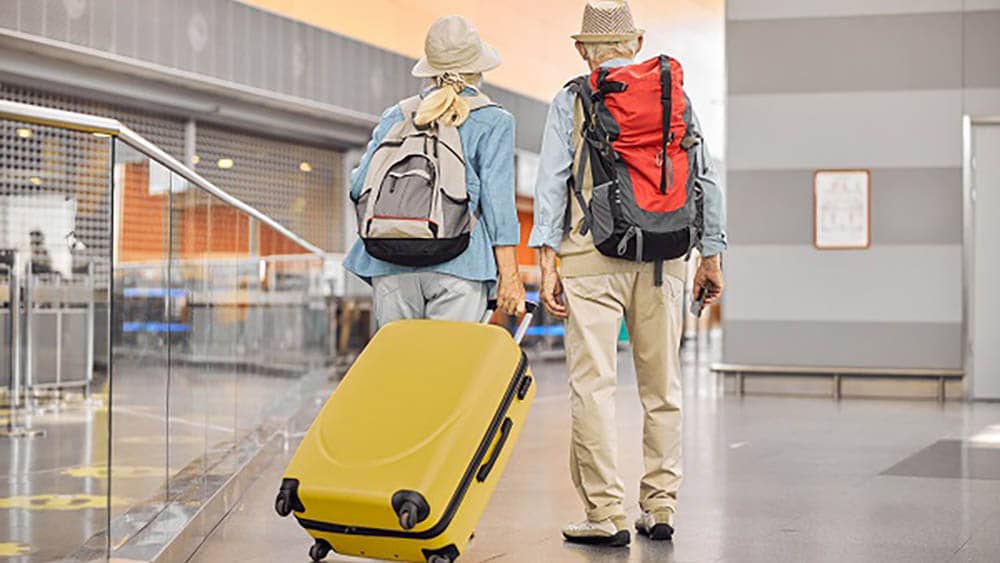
[354,92,496,266]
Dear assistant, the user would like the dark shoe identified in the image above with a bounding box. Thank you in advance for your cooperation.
[635,510,674,541]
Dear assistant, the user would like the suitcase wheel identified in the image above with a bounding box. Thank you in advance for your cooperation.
[274,495,292,517]
[423,544,459,562]
[275,478,304,517]
[392,490,430,530]
[309,539,332,562]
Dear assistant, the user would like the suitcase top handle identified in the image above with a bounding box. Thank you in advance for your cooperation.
[481,300,538,345]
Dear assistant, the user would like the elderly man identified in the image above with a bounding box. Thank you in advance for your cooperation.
[529,0,727,547]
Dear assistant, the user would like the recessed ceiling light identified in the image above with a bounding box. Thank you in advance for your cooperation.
[29,176,42,185]
[191,154,201,165]
[299,161,313,173]
[217,158,234,169]
[15,128,33,138]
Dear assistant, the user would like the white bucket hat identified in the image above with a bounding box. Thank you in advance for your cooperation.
[412,15,502,78]
[572,0,645,43]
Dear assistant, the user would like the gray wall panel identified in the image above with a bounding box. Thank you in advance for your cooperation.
[728,168,962,245]
[728,13,963,95]
[43,0,69,41]
[871,168,963,245]
[727,90,963,170]
[726,170,814,244]
[723,320,963,369]
[728,0,964,20]
[724,244,963,323]
[964,88,1000,115]
[964,11,1000,88]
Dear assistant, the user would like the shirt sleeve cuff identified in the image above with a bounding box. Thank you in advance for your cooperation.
[528,226,561,251]
[700,237,726,257]
[491,227,522,247]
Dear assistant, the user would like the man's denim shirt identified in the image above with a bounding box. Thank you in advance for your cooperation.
[527,58,727,257]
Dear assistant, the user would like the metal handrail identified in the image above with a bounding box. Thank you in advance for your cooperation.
[0,99,327,258]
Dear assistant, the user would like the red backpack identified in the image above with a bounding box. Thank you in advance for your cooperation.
[566,55,703,284]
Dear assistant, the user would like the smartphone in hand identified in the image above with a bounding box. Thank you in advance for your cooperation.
[690,286,707,318]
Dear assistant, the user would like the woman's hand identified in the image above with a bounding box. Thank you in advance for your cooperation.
[493,246,526,316]
[496,271,527,317]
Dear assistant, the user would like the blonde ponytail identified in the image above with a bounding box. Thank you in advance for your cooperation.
[414,72,482,128]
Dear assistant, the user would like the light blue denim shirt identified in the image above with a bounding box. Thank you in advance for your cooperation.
[528,58,727,257]
[344,89,520,291]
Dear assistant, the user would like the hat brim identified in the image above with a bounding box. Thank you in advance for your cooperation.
[571,30,644,43]
[411,42,502,78]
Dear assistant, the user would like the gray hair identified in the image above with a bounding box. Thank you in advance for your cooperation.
[579,38,640,62]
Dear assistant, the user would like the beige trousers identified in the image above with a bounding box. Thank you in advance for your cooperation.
[562,266,685,521]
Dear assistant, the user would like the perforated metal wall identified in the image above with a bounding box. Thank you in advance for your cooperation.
[195,125,342,251]
[0,83,187,160]
[0,115,113,285]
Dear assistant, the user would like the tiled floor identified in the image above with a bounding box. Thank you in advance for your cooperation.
[0,360,294,562]
[189,343,1000,563]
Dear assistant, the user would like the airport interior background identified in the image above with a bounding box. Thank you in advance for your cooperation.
[1,0,1000,561]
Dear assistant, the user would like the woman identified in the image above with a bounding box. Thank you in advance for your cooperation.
[344,15,525,326]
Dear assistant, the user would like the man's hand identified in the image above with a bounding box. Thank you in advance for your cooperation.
[539,246,568,319]
[692,254,724,306]
[494,246,526,316]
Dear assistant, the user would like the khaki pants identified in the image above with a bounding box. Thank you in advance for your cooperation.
[562,265,685,521]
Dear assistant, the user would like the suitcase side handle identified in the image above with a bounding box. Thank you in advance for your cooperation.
[482,300,538,345]
[476,417,514,482]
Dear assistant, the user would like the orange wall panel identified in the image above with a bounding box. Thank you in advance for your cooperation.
[119,163,168,262]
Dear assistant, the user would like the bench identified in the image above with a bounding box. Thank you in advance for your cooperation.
[710,363,964,402]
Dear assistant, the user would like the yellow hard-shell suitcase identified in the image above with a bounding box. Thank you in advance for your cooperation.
[275,304,536,562]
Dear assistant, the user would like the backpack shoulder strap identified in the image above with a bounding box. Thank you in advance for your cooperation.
[563,78,596,236]
[565,76,593,121]
[464,91,498,112]
[397,95,422,122]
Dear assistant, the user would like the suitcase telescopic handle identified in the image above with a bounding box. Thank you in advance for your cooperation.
[482,300,538,345]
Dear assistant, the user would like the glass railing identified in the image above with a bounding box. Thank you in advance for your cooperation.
[0,100,338,561]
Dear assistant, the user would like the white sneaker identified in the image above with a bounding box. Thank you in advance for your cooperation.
[561,517,630,546]
[635,510,674,541]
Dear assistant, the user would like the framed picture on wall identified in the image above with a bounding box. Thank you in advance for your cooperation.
[814,169,871,250]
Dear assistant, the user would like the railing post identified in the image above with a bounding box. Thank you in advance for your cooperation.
[23,259,33,393]
[2,252,44,439]
[55,274,63,390]
[84,261,95,399]
[7,256,20,409]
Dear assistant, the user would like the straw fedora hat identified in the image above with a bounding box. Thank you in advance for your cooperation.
[412,15,502,78]
[572,0,645,43]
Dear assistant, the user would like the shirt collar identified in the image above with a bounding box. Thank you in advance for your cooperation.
[600,57,635,69]
[420,85,481,98]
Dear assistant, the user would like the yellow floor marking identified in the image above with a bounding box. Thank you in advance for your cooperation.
[62,465,162,479]
[0,542,31,557]
[0,494,131,511]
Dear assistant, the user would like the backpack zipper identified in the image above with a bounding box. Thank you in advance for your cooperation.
[617,226,636,256]
[660,131,675,195]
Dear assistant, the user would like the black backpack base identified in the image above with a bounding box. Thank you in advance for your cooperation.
[364,234,470,268]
